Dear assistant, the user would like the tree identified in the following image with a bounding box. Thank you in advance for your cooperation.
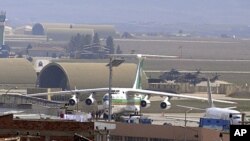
[68,33,97,58]
[121,32,133,38]
[84,34,92,46]
[106,36,114,54]
[26,44,32,55]
[116,45,122,54]
[93,33,100,44]
[68,33,82,52]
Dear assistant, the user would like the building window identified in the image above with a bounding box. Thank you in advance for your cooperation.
[124,136,148,141]
[110,135,123,141]
[150,138,173,141]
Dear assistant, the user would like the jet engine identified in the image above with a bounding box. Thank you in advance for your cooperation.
[140,95,151,108]
[85,94,95,106]
[160,97,171,110]
[68,95,77,106]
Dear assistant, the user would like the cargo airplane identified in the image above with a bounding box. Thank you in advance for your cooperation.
[28,54,236,118]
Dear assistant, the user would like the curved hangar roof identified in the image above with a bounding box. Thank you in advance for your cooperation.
[38,62,147,90]
[32,23,117,40]
[0,58,37,87]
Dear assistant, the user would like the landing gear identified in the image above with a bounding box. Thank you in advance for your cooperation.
[134,111,139,115]
[134,108,139,115]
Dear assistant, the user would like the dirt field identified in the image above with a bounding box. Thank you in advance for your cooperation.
[112,37,250,85]
[114,38,250,60]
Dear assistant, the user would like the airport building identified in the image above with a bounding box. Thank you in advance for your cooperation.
[0,114,229,141]
[110,122,229,141]
[0,114,116,141]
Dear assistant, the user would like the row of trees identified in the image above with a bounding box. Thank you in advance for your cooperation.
[67,33,122,59]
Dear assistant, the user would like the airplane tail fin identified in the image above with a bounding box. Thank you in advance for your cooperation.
[108,54,178,90]
[132,58,144,89]
[207,79,214,108]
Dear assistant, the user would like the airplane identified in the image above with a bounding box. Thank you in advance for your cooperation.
[203,79,242,125]
[172,79,242,125]
[27,54,236,119]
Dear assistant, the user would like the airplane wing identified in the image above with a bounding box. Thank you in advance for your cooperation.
[26,88,110,97]
[6,93,64,104]
[123,88,236,104]
[25,87,236,104]
[109,54,178,59]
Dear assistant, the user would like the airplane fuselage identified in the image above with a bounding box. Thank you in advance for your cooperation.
[102,90,143,115]
[204,107,242,124]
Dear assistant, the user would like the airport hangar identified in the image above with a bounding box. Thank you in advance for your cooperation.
[0,58,147,91]
[0,58,37,89]
[38,62,148,90]
[31,23,118,41]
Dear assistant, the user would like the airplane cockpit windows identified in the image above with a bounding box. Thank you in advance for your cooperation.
[232,115,241,119]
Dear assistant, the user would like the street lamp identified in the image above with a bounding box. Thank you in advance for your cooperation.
[106,57,125,121]
[184,108,192,127]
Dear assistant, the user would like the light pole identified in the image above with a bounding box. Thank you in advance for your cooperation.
[184,108,192,127]
[184,108,193,141]
[179,46,183,59]
[107,57,124,121]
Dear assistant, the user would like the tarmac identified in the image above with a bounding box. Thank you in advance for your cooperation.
[146,93,250,126]
[143,113,201,126]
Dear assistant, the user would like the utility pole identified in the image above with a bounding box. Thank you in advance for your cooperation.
[107,56,125,122]
[108,57,113,122]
